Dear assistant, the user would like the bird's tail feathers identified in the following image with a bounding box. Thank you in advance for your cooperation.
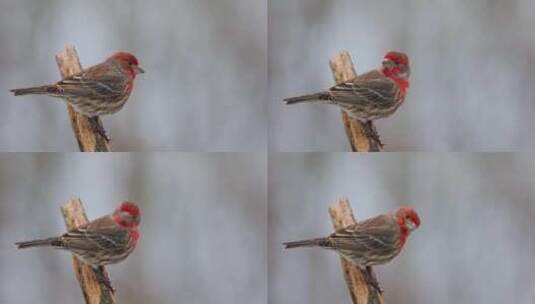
[10,85,59,96]
[283,237,330,249]
[16,237,62,249]
[284,92,330,104]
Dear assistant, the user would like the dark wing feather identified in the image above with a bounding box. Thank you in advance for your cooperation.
[328,215,400,264]
[56,61,127,99]
[61,216,130,254]
[329,77,398,107]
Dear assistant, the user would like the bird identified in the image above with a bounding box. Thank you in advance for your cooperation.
[283,206,420,292]
[10,52,144,140]
[284,51,410,123]
[16,201,141,291]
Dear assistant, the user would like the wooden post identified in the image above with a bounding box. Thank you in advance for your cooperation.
[61,198,116,304]
[329,51,383,152]
[328,198,384,304]
[55,46,111,152]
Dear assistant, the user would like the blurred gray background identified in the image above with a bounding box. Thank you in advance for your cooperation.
[0,153,266,304]
[269,153,535,303]
[0,0,266,151]
[269,0,535,151]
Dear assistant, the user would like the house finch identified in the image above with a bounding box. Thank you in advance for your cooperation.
[10,52,144,139]
[284,51,410,122]
[283,206,420,291]
[16,201,141,291]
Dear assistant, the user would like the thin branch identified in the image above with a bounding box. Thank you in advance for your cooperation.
[329,51,383,152]
[328,198,384,304]
[55,46,111,152]
[61,198,116,304]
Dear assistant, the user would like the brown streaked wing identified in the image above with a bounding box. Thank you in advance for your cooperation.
[329,214,398,253]
[56,62,126,99]
[328,70,398,107]
[61,215,131,254]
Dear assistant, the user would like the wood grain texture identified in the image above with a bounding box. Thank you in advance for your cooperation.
[329,51,383,152]
[55,46,111,152]
[328,198,384,304]
[61,198,116,304]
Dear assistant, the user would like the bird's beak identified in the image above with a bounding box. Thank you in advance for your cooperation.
[134,66,145,74]
[406,220,418,232]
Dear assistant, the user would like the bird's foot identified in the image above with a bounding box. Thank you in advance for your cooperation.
[89,117,111,142]
[362,266,384,294]
[97,266,116,293]
[364,121,384,149]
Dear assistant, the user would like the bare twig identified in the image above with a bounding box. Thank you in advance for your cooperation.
[329,51,383,152]
[55,46,111,152]
[328,198,384,304]
[61,198,116,304]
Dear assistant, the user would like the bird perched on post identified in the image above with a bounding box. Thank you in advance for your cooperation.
[16,201,141,291]
[10,52,144,140]
[283,206,420,292]
[284,51,410,123]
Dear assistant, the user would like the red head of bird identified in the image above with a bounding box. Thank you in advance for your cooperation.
[382,51,410,83]
[394,206,420,244]
[107,52,145,77]
[112,201,141,228]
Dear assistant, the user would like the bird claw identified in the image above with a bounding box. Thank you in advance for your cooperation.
[88,117,111,142]
[362,266,384,294]
[97,266,116,293]
[363,121,384,149]
[102,279,116,294]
